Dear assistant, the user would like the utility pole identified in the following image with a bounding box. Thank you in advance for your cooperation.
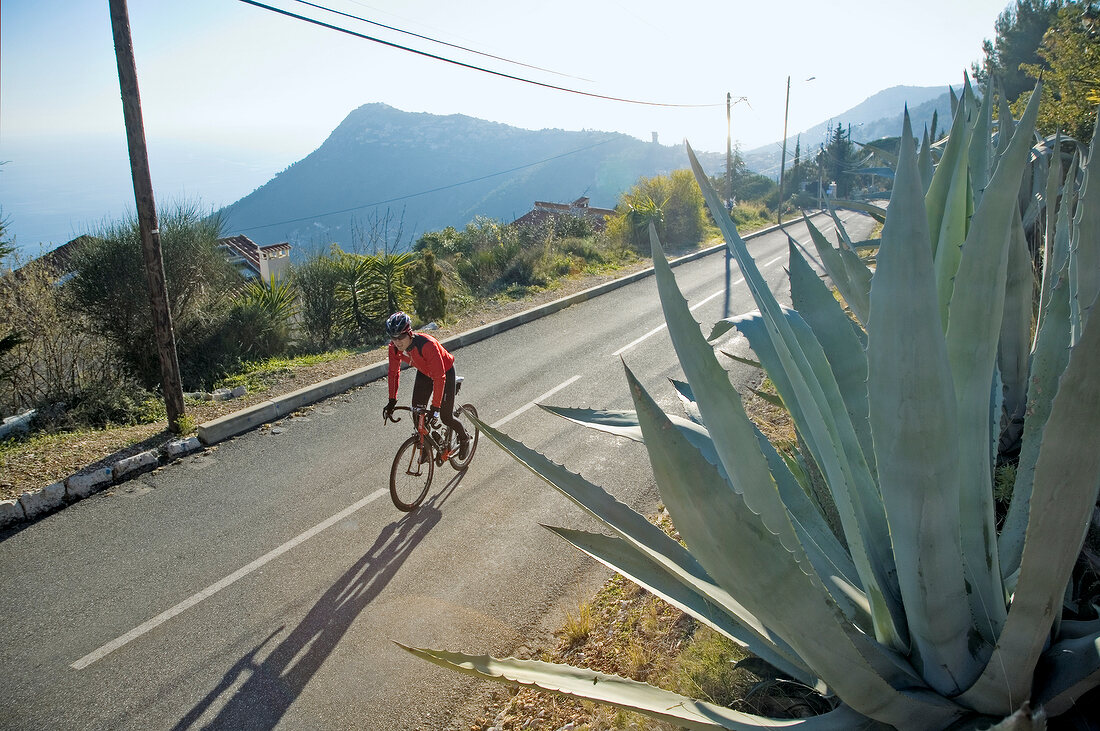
[726,93,733,205]
[725,92,733,318]
[777,75,791,224]
[109,0,186,432]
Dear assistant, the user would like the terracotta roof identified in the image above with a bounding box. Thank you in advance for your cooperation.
[512,197,615,231]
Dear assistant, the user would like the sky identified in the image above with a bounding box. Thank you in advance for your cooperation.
[1,0,1013,253]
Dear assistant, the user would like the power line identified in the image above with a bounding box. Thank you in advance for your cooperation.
[228,137,620,231]
[290,0,592,82]
[238,0,721,108]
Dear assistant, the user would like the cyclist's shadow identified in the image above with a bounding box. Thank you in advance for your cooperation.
[173,473,466,731]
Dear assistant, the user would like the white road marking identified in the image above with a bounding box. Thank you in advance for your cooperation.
[70,488,388,670]
[762,254,786,268]
[611,277,747,357]
[491,375,582,428]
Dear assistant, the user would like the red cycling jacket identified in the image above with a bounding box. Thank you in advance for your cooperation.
[387,332,455,409]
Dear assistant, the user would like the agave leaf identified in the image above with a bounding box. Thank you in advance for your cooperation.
[1036,139,1067,347]
[624,363,961,726]
[537,405,725,475]
[670,378,705,423]
[721,350,763,369]
[919,127,934,194]
[646,211,801,556]
[1071,113,1100,329]
[867,111,977,696]
[800,217,872,325]
[997,92,1015,156]
[997,207,1033,456]
[1033,632,1100,717]
[813,199,887,224]
[471,416,714,591]
[932,93,975,328]
[827,208,858,252]
[397,646,889,730]
[970,75,994,208]
[677,166,902,646]
[719,306,902,647]
[748,386,784,409]
[543,525,816,687]
[926,86,972,263]
[960,288,1100,714]
[998,269,1070,585]
[542,403,864,603]
[788,242,873,472]
[946,81,1043,644]
[470,415,812,674]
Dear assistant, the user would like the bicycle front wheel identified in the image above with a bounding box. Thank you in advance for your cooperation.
[448,404,480,471]
[390,435,433,511]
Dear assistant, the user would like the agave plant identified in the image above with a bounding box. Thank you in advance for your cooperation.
[402,82,1100,728]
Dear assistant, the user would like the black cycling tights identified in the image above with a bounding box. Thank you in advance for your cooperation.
[411,367,469,441]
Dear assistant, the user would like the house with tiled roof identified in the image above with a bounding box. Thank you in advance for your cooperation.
[216,235,292,283]
[512,197,615,232]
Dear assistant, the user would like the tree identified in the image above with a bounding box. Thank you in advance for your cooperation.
[818,123,860,198]
[974,0,1064,101]
[1017,1,1100,143]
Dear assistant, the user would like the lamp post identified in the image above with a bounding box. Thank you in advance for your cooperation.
[778,76,791,224]
[777,76,815,224]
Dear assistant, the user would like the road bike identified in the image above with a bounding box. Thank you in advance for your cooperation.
[383,377,479,511]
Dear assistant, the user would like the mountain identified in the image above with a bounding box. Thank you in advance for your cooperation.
[742,85,956,178]
[217,104,723,255]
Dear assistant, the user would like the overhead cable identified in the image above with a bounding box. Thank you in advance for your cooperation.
[238,0,721,108]
[290,0,592,82]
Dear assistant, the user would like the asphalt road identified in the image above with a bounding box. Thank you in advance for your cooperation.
[0,212,875,731]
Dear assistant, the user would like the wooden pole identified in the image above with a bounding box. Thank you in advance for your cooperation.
[778,75,790,224]
[108,0,186,432]
[725,92,732,319]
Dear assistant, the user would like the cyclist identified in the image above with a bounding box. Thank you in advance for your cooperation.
[382,311,471,460]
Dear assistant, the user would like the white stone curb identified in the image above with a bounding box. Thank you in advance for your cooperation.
[113,450,160,480]
[66,467,114,501]
[0,499,26,527]
[19,482,66,519]
[166,437,202,458]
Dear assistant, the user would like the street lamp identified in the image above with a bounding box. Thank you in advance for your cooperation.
[778,76,815,224]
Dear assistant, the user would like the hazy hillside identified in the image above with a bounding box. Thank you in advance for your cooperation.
[217,104,724,254]
[742,85,955,178]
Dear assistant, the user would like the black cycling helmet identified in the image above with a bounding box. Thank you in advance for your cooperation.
[385,311,413,339]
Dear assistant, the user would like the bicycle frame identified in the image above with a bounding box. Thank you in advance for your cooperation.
[391,405,459,465]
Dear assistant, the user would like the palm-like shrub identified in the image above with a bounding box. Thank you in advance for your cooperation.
[404,83,1100,728]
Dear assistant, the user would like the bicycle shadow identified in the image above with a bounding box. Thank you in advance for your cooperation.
[172,495,447,731]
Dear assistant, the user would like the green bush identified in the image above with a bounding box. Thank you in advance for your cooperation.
[0,254,124,417]
[65,377,164,429]
[293,250,345,352]
[67,203,241,390]
[405,249,447,323]
[609,170,709,253]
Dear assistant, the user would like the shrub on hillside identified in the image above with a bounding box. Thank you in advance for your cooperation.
[67,204,241,390]
[608,169,709,253]
[293,250,345,352]
[0,256,122,418]
[405,249,447,323]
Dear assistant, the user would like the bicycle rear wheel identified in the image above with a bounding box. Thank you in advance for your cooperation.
[448,404,480,471]
[390,435,433,511]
